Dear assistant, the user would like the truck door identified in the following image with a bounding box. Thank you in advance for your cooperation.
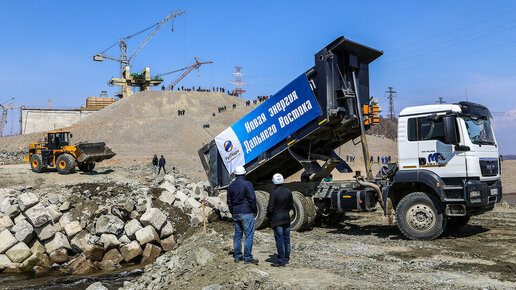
[417,116,466,178]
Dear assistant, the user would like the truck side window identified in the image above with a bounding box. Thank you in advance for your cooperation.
[408,118,417,141]
[419,117,445,142]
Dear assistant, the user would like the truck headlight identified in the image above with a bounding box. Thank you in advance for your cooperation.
[470,190,481,198]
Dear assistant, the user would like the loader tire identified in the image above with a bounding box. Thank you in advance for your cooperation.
[56,154,76,175]
[396,192,446,240]
[79,162,96,172]
[290,191,310,232]
[30,154,46,173]
[254,190,269,230]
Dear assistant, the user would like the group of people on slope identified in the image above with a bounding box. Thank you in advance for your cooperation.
[227,166,292,267]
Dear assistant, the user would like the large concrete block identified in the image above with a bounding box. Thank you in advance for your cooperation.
[11,219,34,244]
[49,248,69,264]
[120,241,142,262]
[140,208,166,231]
[160,235,177,251]
[18,192,39,211]
[47,205,62,223]
[84,244,104,261]
[0,229,18,254]
[99,234,119,251]
[45,232,71,254]
[95,215,124,235]
[102,248,123,264]
[124,219,142,240]
[24,203,52,227]
[135,225,160,246]
[0,254,13,271]
[64,221,82,239]
[35,222,57,240]
[140,243,162,265]
[5,242,32,263]
[0,215,14,232]
[160,221,174,239]
[70,231,91,253]
[159,191,175,205]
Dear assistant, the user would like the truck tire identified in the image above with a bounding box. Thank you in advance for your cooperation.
[445,215,470,232]
[56,154,76,175]
[78,162,96,172]
[254,190,269,230]
[396,192,446,240]
[30,154,46,173]
[290,191,310,232]
[304,197,316,230]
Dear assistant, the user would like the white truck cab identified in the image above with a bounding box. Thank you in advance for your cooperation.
[387,101,502,239]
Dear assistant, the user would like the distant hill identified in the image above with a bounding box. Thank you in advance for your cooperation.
[503,155,516,160]
[367,116,398,139]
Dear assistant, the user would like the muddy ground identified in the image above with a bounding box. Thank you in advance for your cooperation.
[1,164,515,289]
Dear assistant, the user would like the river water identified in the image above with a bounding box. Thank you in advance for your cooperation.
[0,268,143,290]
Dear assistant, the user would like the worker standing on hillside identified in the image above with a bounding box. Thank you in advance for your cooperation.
[152,154,159,175]
[267,173,293,267]
[227,166,259,265]
[158,155,167,175]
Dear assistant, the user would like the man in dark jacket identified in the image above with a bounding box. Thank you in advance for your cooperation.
[158,155,166,175]
[152,154,158,175]
[267,173,294,267]
[227,166,258,265]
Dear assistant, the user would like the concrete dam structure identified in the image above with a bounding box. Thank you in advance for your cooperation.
[21,109,95,134]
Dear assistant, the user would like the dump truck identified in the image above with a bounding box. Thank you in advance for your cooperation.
[25,131,116,174]
[198,36,502,240]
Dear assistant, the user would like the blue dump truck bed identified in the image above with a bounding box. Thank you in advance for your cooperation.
[199,36,383,189]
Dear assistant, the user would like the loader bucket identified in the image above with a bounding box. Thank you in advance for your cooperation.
[75,142,116,163]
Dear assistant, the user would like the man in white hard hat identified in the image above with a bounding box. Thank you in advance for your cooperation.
[227,165,259,265]
[267,173,294,267]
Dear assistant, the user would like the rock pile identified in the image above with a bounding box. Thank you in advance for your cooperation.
[0,171,229,275]
[0,150,25,165]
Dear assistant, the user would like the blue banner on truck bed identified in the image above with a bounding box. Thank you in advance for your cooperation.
[215,74,322,174]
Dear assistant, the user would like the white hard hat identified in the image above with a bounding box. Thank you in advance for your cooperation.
[234,166,246,175]
[272,173,284,185]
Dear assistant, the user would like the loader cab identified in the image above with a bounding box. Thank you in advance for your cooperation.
[47,131,70,150]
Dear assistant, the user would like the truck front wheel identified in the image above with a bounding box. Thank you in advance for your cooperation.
[396,192,446,240]
[56,154,76,175]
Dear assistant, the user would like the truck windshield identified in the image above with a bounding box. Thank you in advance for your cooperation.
[464,117,495,145]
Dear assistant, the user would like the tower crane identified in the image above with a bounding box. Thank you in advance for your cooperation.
[93,10,184,98]
[94,10,184,76]
[153,57,212,90]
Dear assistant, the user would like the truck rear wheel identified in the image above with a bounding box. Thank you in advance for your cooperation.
[396,192,446,240]
[304,197,316,230]
[254,190,269,229]
[30,154,46,173]
[290,191,310,232]
[56,154,76,175]
[78,162,96,172]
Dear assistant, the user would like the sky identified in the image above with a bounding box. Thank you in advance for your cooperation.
[1,0,516,154]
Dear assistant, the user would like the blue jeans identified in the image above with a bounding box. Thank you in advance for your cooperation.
[273,225,290,264]
[233,213,255,261]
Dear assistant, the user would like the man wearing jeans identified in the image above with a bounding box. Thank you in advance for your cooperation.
[267,173,293,267]
[227,166,258,265]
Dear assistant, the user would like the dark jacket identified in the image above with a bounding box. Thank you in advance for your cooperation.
[227,176,257,215]
[267,185,294,228]
[152,156,158,166]
[159,157,166,166]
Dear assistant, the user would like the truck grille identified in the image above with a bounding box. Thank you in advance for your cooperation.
[479,159,499,177]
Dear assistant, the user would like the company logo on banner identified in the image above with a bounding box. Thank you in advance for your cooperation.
[215,74,322,174]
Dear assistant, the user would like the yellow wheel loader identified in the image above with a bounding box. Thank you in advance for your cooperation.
[24,131,116,174]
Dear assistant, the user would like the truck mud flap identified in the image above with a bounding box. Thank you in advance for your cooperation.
[75,142,116,163]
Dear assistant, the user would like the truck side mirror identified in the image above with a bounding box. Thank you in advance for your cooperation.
[443,115,459,144]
